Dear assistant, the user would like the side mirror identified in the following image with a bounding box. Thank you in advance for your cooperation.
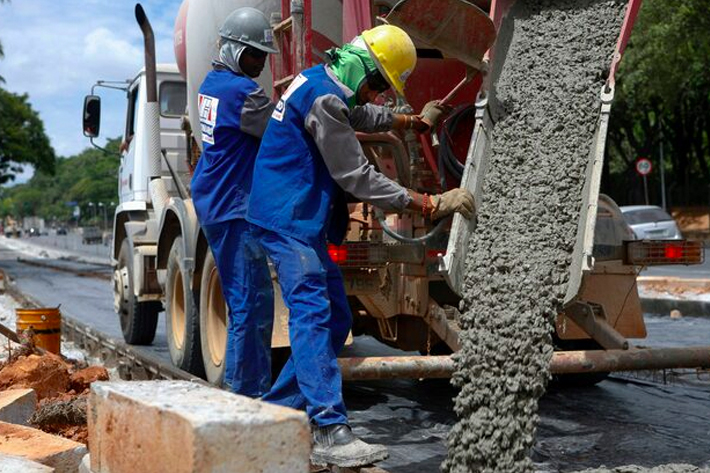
[83,95,101,138]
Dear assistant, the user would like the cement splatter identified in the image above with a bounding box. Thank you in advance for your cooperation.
[444,1,625,472]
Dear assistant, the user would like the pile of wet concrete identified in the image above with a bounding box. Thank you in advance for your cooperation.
[445,1,626,471]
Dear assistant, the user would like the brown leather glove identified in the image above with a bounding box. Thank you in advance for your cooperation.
[431,189,475,220]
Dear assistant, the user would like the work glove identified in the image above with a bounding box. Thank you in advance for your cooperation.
[431,188,475,220]
[419,100,452,129]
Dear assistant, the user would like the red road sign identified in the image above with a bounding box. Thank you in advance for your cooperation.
[636,158,653,176]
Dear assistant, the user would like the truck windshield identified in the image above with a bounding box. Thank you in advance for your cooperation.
[160,81,187,117]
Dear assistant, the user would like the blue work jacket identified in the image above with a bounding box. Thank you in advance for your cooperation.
[247,65,349,244]
[191,69,261,225]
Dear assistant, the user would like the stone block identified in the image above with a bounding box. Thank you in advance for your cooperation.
[89,381,310,473]
[0,421,86,473]
[0,388,36,425]
[0,453,54,473]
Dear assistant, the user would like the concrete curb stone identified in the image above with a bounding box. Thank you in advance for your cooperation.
[0,389,36,426]
[0,421,86,473]
[89,380,311,473]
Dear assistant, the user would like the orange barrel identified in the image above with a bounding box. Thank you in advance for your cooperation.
[15,307,61,354]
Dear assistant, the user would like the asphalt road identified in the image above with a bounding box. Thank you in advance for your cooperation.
[1,235,710,472]
[27,231,113,262]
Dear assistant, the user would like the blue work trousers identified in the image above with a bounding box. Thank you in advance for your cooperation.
[254,227,352,427]
[202,218,274,397]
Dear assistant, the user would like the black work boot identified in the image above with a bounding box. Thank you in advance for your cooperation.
[311,424,389,468]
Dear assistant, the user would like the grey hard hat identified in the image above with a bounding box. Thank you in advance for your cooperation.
[219,7,278,54]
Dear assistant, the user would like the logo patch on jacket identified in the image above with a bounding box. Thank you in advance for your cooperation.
[198,93,219,145]
[272,74,308,122]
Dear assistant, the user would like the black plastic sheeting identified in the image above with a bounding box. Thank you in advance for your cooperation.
[345,315,710,472]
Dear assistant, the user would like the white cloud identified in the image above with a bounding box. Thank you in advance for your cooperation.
[83,27,143,78]
[0,0,182,162]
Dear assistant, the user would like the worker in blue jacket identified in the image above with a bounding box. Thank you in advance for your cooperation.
[247,25,475,467]
[190,7,278,397]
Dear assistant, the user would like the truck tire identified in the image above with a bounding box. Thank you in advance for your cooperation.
[199,250,227,386]
[114,239,160,345]
[165,236,205,377]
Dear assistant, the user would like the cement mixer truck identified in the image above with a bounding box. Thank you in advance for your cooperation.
[82,0,709,385]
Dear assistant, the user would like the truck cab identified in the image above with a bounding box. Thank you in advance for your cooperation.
[119,65,188,207]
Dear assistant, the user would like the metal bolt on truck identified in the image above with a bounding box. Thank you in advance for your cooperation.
[82,0,710,385]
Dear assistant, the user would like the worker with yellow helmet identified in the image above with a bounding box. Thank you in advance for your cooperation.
[247,24,474,468]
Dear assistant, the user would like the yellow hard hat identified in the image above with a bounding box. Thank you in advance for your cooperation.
[361,25,416,96]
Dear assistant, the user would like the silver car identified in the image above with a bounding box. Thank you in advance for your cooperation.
[620,205,683,240]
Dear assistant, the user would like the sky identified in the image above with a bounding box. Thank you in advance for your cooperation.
[0,0,182,183]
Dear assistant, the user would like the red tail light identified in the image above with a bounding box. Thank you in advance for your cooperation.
[664,243,684,260]
[326,242,424,267]
[625,240,703,266]
[328,244,348,264]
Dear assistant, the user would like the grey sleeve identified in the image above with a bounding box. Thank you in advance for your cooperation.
[240,87,275,138]
[349,103,394,132]
[304,94,412,212]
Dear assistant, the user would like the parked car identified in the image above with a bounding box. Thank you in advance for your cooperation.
[56,227,68,236]
[620,205,683,240]
[27,227,41,237]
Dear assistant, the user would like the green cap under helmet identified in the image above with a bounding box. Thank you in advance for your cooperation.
[326,37,381,109]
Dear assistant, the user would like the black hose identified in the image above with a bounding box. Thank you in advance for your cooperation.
[437,105,475,190]
[375,209,448,245]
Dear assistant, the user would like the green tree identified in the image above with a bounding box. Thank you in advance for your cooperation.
[606,0,710,206]
[0,89,56,184]
[0,138,121,224]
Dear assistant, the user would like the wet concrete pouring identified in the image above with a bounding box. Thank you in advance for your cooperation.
[446,0,633,471]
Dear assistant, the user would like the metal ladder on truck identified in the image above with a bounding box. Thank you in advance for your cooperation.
[270,0,313,96]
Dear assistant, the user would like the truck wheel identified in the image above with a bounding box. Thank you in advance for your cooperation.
[199,250,227,386]
[114,239,160,345]
[165,236,205,377]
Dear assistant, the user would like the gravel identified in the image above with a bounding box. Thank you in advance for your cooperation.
[444,1,626,471]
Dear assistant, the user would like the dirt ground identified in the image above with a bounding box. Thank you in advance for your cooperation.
[0,348,108,444]
[671,207,710,240]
